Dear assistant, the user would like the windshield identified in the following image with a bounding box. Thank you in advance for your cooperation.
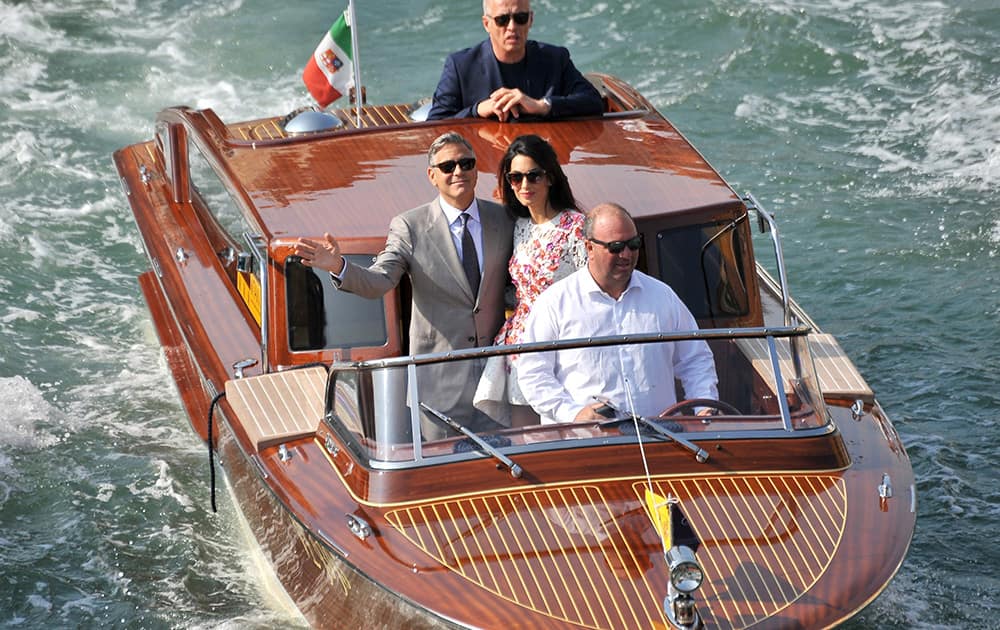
[324,327,831,469]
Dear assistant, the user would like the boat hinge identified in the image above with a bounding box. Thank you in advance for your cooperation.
[851,399,865,420]
[324,434,339,457]
[878,473,893,511]
[346,513,372,541]
[878,473,892,498]
[232,358,258,379]
[278,444,292,462]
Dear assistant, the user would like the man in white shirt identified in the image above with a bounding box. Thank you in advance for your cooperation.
[516,203,718,424]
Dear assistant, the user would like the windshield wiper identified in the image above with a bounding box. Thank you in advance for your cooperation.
[602,415,710,463]
[419,403,523,478]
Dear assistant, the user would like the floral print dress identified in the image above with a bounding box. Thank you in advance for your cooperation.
[474,210,588,422]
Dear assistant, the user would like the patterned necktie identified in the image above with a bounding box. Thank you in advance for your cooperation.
[460,212,481,297]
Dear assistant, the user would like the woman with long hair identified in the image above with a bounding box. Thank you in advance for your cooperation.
[474,134,588,426]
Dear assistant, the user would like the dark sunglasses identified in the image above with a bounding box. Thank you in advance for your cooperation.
[433,157,476,173]
[589,234,643,254]
[488,11,531,27]
[506,169,546,185]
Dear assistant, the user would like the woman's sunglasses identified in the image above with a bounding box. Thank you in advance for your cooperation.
[433,157,476,173]
[589,235,644,254]
[488,11,531,27]
[506,169,546,185]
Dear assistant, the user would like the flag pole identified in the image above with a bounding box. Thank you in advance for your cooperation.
[347,0,363,127]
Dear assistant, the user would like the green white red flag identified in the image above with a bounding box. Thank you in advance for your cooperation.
[302,11,353,108]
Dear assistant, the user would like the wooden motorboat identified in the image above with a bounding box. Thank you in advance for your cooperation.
[113,73,915,629]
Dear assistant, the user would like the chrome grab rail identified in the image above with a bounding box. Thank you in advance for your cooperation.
[338,324,812,370]
[325,325,816,444]
[743,193,793,327]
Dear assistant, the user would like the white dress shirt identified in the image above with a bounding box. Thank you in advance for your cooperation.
[516,268,719,424]
[439,197,484,272]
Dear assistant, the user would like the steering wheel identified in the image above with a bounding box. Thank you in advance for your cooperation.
[660,398,742,417]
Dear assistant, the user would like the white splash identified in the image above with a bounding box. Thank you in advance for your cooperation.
[0,376,59,451]
[0,376,61,508]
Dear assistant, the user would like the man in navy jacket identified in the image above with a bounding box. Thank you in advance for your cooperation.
[427,0,603,121]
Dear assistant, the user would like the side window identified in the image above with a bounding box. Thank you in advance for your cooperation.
[285,255,388,351]
[188,140,249,242]
[186,138,259,323]
[656,220,750,319]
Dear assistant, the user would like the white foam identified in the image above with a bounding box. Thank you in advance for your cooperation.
[0,376,60,451]
[0,377,61,508]
[0,4,60,47]
[0,308,42,324]
[125,459,194,511]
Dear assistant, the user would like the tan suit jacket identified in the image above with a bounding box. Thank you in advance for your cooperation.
[339,197,514,416]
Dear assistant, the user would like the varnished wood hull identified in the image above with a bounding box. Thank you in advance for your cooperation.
[141,266,914,627]
[116,74,915,628]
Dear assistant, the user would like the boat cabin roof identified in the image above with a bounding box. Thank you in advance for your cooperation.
[235,118,738,241]
[165,75,742,242]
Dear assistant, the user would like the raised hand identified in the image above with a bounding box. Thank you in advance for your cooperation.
[290,233,345,274]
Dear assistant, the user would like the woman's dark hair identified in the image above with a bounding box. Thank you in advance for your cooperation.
[497,134,580,218]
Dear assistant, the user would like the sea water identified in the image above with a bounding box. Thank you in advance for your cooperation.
[1,0,998,627]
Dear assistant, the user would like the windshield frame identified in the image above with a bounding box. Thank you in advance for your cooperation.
[322,325,834,472]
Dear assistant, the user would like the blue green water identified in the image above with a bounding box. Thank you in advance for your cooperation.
[1,0,998,627]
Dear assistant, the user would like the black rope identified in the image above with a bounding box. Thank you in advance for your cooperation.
[207,391,226,513]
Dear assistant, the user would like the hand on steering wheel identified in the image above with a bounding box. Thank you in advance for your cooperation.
[659,398,742,417]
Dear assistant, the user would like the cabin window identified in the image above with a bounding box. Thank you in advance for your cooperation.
[656,220,751,320]
[187,142,249,241]
[285,255,388,351]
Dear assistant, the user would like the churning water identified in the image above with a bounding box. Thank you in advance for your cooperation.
[1,1,998,627]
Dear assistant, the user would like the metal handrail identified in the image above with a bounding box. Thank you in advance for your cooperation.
[744,193,793,326]
[329,324,812,372]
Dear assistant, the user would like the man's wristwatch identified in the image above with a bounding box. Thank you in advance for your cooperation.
[541,96,552,116]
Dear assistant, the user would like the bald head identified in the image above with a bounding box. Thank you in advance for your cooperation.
[584,202,635,239]
[582,202,641,298]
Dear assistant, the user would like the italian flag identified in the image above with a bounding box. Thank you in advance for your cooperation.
[302,12,353,108]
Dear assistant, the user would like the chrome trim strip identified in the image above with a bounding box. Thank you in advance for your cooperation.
[407,362,423,462]
[243,233,268,373]
[767,335,794,431]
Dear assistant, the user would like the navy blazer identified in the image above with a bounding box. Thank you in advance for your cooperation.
[427,40,603,120]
